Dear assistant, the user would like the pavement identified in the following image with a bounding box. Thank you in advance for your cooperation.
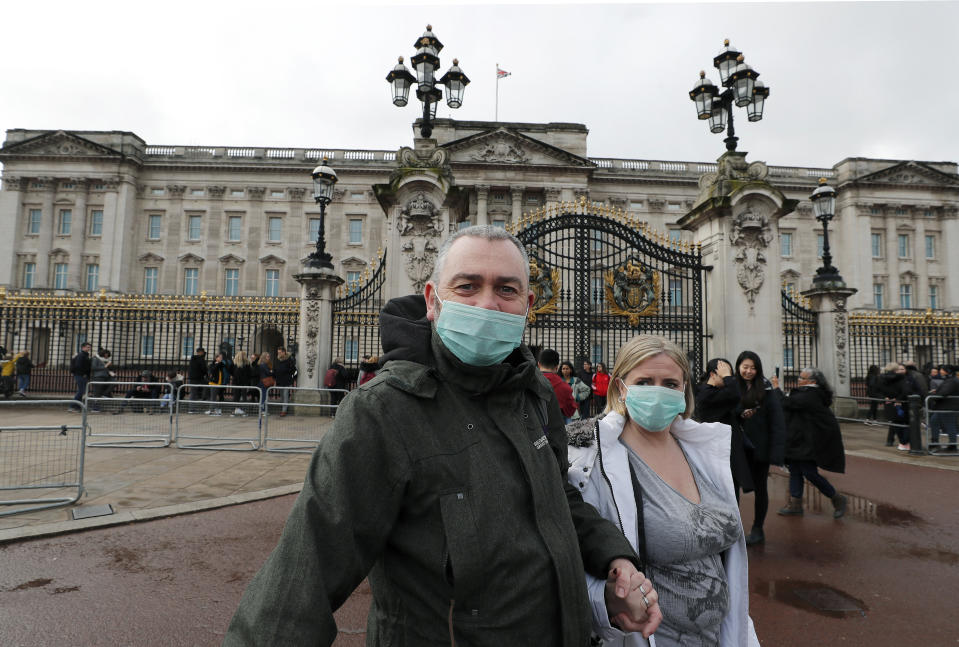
[2,396,957,544]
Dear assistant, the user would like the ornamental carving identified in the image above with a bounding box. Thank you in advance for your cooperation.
[403,238,438,293]
[604,257,660,326]
[304,299,321,380]
[166,185,187,197]
[527,258,560,323]
[247,187,266,200]
[545,187,562,202]
[398,192,443,237]
[695,153,769,205]
[288,187,307,200]
[207,185,227,198]
[399,146,449,169]
[2,176,23,191]
[729,207,774,311]
[832,295,849,383]
[471,135,529,164]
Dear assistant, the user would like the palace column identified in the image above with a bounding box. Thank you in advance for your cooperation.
[293,267,344,390]
[510,186,524,225]
[68,179,89,291]
[0,175,25,285]
[475,184,489,226]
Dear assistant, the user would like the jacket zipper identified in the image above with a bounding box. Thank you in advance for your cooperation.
[447,599,456,647]
[595,420,625,534]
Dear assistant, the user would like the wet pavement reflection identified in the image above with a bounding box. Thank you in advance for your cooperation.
[752,579,867,618]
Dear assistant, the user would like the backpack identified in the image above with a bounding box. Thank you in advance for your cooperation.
[324,368,338,388]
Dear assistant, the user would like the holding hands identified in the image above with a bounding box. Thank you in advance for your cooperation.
[604,558,662,639]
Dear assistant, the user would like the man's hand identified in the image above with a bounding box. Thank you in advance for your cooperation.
[604,558,662,638]
[716,360,732,378]
[770,376,780,389]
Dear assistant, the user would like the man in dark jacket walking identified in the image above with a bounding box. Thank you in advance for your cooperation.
[576,358,594,418]
[272,346,295,416]
[225,226,658,646]
[929,366,959,450]
[69,342,92,412]
[187,347,207,412]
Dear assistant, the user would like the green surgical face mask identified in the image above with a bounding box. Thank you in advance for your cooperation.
[434,296,528,367]
[620,379,687,432]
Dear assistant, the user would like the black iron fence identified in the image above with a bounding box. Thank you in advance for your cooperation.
[331,249,387,383]
[0,287,298,393]
[781,288,818,390]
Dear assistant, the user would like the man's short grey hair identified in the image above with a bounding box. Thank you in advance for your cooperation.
[428,225,530,288]
[801,367,829,389]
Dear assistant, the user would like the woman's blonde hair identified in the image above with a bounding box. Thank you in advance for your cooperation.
[605,334,695,418]
[882,361,900,373]
[234,350,249,367]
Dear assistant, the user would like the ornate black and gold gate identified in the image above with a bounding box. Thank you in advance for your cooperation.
[331,249,387,382]
[511,201,707,376]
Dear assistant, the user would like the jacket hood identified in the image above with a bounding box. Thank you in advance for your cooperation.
[379,294,433,365]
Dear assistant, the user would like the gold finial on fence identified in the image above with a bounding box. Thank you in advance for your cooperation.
[0,286,6,302]
[200,290,208,304]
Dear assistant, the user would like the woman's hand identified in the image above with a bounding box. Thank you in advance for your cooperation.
[716,360,732,378]
[771,376,780,389]
[741,407,756,419]
[604,559,663,638]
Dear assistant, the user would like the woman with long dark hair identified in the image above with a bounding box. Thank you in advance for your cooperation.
[734,350,785,546]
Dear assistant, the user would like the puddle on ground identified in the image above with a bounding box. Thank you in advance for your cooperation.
[9,578,52,591]
[753,579,867,618]
[769,472,923,526]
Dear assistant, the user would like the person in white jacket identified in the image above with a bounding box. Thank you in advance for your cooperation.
[567,334,761,647]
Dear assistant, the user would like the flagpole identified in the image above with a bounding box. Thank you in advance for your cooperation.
[495,62,499,122]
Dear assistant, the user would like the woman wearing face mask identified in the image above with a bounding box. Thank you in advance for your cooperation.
[567,335,760,647]
[733,350,786,546]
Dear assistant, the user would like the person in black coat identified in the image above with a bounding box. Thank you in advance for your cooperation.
[273,347,296,416]
[695,357,754,497]
[928,366,959,450]
[187,347,208,409]
[877,362,915,450]
[865,364,882,420]
[734,350,786,546]
[773,367,847,518]
[575,359,594,419]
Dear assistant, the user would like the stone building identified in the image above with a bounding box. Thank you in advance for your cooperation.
[1,119,958,312]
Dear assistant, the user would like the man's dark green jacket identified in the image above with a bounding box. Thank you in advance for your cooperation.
[224,295,637,646]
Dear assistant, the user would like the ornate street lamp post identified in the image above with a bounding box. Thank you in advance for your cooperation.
[689,39,770,151]
[305,158,338,270]
[386,25,470,138]
[810,178,845,285]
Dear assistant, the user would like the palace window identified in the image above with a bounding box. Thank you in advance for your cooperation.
[151,187,164,195]
[873,284,884,310]
[346,271,361,294]
[141,335,155,358]
[182,336,195,359]
[265,269,279,297]
[668,278,683,306]
[816,234,824,259]
[591,344,604,366]
[783,347,794,370]
[929,284,939,310]
[184,268,199,295]
[85,264,99,292]
[28,209,42,234]
[54,263,68,289]
[228,216,242,241]
[348,218,363,244]
[268,217,283,242]
[23,262,36,289]
[591,276,604,306]
[144,267,158,294]
[925,235,936,259]
[492,219,506,229]
[899,284,912,309]
[271,190,285,198]
[780,232,793,257]
[224,268,239,296]
[148,214,162,240]
[668,229,683,243]
[871,232,882,258]
[191,188,205,196]
[58,209,72,235]
[90,210,103,236]
[231,189,244,197]
[188,215,202,241]
[309,218,321,242]
[345,338,359,362]
[898,234,910,259]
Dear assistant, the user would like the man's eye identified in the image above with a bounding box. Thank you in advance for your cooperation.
[499,286,518,295]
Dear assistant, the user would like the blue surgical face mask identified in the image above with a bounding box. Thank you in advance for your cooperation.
[619,379,687,432]
[434,295,528,367]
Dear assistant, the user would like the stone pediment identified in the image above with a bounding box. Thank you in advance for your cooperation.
[258,254,286,265]
[0,130,123,159]
[857,161,959,187]
[138,252,165,263]
[443,128,592,167]
[218,253,246,264]
[177,253,205,264]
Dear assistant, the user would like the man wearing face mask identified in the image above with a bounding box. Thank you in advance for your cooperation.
[225,226,658,647]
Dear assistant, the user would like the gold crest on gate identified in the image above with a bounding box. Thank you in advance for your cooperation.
[528,258,560,323]
[604,258,660,325]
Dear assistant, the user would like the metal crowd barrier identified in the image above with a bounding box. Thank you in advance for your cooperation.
[262,387,346,453]
[85,381,174,448]
[174,384,263,450]
[925,395,959,456]
[0,400,86,517]
[832,395,898,426]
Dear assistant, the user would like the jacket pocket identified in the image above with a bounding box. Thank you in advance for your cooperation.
[439,490,486,622]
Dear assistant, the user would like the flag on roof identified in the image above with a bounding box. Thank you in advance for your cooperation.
[497,66,511,79]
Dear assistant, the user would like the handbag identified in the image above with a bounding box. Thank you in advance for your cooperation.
[261,376,276,388]
[572,379,592,403]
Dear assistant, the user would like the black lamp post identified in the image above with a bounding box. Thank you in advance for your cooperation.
[689,39,770,152]
[305,158,338,270]
[810,178,844,285]
[386,25,470,138]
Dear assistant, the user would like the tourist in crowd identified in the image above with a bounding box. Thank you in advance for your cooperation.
[257,351,275,409]
[903,360,929,399]
[773,367,847,519]
[159,370,184,411]
[114,370,162,414]
[928,365,959,451]
[0,352,15,398]
[358,355,379,386]
[187,347,208,411]
[538,349,577,423]
[928,365,945,394]
[89,348,114,411]
[567,334,759,646]
[69,342,93,412]
[14,350,33,397]
[695,357,755,500]
[206,352,230,416]
[273,346,296,416]
[865,364,882,421]
[877,362,915,450]
[230,351,257,412]
[734,350,785,546]
[592,361,610,413]
[561,360,591,419]
[576,359,595,419]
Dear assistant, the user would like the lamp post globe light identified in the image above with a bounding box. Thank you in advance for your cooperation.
[386,25,470,138]
[305,158,338,270]
[688,39,770,151]
[810,177,845,286]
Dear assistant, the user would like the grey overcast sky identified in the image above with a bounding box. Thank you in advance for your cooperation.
[1,0,956,169]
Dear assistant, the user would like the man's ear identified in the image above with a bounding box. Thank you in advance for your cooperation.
[526,289,535,311]
[424,282,438,321]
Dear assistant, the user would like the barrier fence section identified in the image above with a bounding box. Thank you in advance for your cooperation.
[85,381,174,448]
[0,400,86,517]
[263,387,346,453]
[925,395,959,455]
[174,384,262,450]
